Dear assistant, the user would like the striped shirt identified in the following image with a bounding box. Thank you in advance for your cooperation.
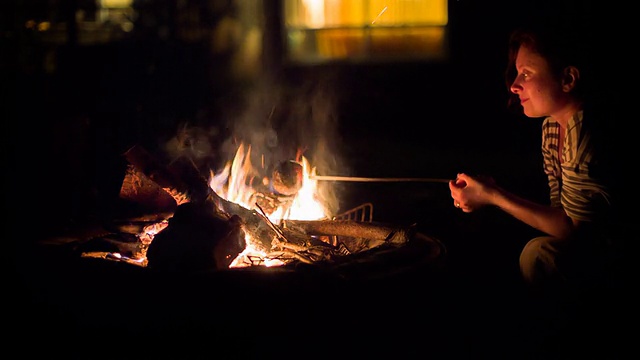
[541,110,612,223]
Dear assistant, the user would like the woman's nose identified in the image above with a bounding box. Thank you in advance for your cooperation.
[509,80,521,94]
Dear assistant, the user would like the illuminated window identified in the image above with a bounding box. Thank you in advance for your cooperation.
[284,0,448,63]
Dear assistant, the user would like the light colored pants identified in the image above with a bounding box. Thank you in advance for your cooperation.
[519,235,611,292]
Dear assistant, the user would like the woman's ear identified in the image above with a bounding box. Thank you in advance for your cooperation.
[562,66,580,92]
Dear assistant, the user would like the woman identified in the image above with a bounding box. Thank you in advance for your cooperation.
[449,23,618,293]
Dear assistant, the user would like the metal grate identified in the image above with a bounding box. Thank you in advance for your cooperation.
[329,202,374,247]
[333,202,374,222]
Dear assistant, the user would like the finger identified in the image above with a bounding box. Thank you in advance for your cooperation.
[450,178,466,189]
[460,203,474,212]
[455,173,468,187]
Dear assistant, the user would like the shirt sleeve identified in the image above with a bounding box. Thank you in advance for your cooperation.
[560,113,612,222]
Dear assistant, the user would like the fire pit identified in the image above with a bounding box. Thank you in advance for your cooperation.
[19,142,448,358]
[70,143,446,282]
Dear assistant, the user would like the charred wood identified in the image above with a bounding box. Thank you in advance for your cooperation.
[145,202,246,272]
[121,144,415,268]
[122,144,315,252]
[123,145,208,205]
[282,220,415,244]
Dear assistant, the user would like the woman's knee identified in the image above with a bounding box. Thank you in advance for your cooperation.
[519,236,562,284]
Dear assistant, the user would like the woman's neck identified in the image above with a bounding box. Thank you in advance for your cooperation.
[552,100,583,128]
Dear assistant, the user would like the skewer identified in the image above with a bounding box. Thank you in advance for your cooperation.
[310,175,451,183]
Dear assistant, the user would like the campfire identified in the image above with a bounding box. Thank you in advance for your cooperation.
[80,142,444,278]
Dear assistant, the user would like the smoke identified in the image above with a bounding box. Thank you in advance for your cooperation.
[224,75,346,215]
[163,73,347,216]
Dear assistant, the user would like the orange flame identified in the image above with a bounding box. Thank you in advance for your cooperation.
[208,143,332,267]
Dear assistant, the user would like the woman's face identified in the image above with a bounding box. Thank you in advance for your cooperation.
[509,45,571,119]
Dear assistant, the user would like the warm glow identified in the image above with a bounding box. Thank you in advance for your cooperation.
[131,143,333,268]
[286,0,447,28]
[285,0,449,61]
[209,143,259,209]
[100,0,133,8]
[369,0,448,25]
[265,157,328,222]
[301,0,325,28]
[209,143,332,267]
[228,239,287,268]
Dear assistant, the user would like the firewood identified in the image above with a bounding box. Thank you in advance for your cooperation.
[145,202,246,272]
[281,220,415,244]
[337,237,387,254]
[122,145,395,262]
[123,145,207,205]
[122,144,316,252]
[266,250,315,264]
[118,164,178,216]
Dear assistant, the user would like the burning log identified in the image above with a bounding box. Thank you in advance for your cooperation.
[123,145,209,205]
[283,220,415,255]
[121,144,420,269]
[122,144,314,253]
[282,219,415,246]
[146,202,246,271]
[119,165,178,216]
[282,219,414,242]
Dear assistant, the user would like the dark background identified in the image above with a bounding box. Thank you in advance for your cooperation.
[4,0,626,259]
[4,0,625,231]
[4,1,630,357]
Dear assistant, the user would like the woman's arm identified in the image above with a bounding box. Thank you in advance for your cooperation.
[449,173,576,239]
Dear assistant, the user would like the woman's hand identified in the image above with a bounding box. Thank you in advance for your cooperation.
[448,173,497,212]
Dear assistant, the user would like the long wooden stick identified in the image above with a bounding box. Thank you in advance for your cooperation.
[310,175,451,183]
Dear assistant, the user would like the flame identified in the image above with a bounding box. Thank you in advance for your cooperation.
[265,156,328,222]
[209,143,332,267]
[209,143,260,208]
